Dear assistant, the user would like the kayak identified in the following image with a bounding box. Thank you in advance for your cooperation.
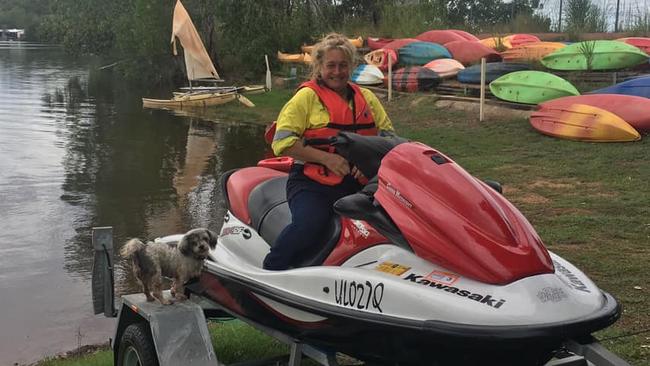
[423,58,465,78]
[530,103,641,142]
[351,64,384,85]
[444,40,502,65]
[540,94,650,133]
[397,41,452,65]
[616,37,650,55]
[416,29,468,45]
[501,42,566,62]
[390,66,441,92]
[489,71,579,104]
[301,36,364,53]
[364,48,398,71]
[588,75,650,98]
[541,40,648,71]
[457,62,530,84]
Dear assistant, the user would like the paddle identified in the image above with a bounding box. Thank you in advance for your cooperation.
[265,54,272,91]
[237,93,256,107]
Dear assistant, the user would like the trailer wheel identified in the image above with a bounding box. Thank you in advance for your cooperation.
[117,323,159,366]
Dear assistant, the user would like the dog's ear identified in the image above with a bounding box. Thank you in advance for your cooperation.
[178,235,193,257]
[207,229,218,249]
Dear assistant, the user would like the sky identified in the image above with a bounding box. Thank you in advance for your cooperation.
[536,0,650,31]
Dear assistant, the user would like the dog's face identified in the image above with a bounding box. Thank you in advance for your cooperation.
[178,228,218,260]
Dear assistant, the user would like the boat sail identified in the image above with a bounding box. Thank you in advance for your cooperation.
[171,0,220,85]
[142,0,254,109]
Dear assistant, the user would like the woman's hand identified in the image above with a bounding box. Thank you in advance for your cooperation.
[321,152,350,176]
[351,165,365,180]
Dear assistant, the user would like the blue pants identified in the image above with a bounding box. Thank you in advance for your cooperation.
[262,166,361,270]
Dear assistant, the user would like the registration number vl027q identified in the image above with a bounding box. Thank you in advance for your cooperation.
[334,279,384,313]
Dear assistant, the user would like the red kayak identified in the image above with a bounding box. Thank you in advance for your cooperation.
[416,30,467,45]
[538,94,650,133]
[444,40,501,65]
[367,37,394,50]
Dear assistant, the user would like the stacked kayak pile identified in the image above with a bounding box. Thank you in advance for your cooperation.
[277,31,650,142]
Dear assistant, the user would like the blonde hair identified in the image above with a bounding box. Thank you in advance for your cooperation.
[310,33,357,80]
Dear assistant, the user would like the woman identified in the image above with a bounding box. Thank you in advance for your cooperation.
[263,33,395,270]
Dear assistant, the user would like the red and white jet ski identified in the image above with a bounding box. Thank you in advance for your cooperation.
[194,132,620,365]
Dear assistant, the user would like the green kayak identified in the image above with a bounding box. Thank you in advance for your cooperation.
[489,70,580,104]
[541,40,648,71]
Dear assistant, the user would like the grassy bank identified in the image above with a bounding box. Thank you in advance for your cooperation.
[36,89,649,366]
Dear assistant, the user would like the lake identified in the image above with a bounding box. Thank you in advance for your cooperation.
[0,41,267,365]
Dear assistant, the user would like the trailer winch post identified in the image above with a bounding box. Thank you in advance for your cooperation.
[92,226,116,317]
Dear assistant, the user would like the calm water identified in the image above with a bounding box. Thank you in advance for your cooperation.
[0,42,267,365]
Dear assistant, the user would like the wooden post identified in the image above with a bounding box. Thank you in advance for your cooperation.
[478,57,485,122]
[388,54,392,102]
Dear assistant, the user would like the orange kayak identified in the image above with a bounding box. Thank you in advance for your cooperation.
[501,42,566,62]
[530,103,641,142]
[301,36,364,54]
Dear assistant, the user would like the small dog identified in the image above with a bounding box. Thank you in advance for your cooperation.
[120,228,218,304]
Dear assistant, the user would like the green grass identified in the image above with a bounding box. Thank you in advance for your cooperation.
[33,90,650,366]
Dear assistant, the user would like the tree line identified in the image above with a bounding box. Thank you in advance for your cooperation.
[4,0,619,85]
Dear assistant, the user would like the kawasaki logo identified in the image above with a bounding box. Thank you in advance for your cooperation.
[553,260,591,293]
[404,274,506,309]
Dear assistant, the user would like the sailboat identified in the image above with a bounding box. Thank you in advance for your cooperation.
[142,0,255,109]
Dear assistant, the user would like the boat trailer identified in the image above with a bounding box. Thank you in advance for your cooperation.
[91,227,631,366]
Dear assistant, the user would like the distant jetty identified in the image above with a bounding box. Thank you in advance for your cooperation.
[1,29,25,41]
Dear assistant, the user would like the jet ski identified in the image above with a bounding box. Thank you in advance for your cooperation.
[194,132,620,366]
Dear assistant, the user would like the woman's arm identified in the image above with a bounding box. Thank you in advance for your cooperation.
[282,141,351,177]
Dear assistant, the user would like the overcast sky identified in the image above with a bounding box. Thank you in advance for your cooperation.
[536,0,650,31]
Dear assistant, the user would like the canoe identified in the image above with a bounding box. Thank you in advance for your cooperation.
[397,41,452,65]
[389,66,441,92]
[143,91,238,109]
[444,40,502,65]
[541,40,648,71]
[423,58,465,78]
[616,37,650,55]
[367,37,394,50]
[301,36,364,53]
[277,51,303,63]
[539,94,650,133]
[416,30,467,45]
[364,48,398,71]
[449,29,479,41]
[588,75,650,98]
[530,103,641,142]
[457,62,530,84]
[490,71,580,104]
[351,64,384,85]
[382,38,419,50]
[501,42,566,62]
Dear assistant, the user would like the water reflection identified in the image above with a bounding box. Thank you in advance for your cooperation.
[53,72,267,285]
[0,41,267,364]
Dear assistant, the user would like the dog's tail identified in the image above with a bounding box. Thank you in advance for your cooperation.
[120,238,147,259]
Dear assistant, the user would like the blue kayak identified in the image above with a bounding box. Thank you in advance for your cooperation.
[457,62,530,84]
[398,41,452,66]
[588,75,650,98]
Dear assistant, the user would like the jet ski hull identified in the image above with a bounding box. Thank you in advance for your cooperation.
[192,214,620,366]
[198,261,619,366]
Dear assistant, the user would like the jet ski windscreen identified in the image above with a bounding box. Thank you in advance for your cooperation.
[332,132,407,179]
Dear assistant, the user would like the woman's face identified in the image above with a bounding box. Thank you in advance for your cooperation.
[320,49,350,94]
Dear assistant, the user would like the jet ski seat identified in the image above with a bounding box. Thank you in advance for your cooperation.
[248,176,342,268]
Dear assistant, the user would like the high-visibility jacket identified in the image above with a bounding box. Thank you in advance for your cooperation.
[299,80,378,185]
[300,80,377,143]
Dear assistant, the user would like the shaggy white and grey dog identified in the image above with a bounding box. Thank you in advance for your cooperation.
[120,228,218,304]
